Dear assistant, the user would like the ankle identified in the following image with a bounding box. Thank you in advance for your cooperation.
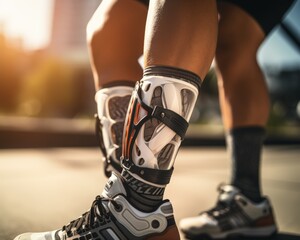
[233,182,263,203]
[121,170,165,212]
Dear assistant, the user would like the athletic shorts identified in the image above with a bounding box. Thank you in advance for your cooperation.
[219,0,295,35]
[136,0,295,36]
[137,0,149,7]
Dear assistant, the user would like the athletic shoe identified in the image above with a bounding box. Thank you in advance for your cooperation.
[180,184,277,239]
[14,173,180,240]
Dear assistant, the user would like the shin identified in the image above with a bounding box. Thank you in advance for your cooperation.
[121,66,200,210]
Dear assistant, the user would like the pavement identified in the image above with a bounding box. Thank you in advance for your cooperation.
[1,146,300,240]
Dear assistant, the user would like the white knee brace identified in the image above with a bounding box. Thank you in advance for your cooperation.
[122,73,199,185]
[95,86,133,176]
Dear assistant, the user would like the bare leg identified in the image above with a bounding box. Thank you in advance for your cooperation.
[216,2,269,202]
[180,4,278,239]
[87,0,147,90]
[86,0,148,176]
[216,2,269,129]
[144,0,218,79]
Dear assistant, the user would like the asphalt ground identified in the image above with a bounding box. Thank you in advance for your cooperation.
[0,146,300,240]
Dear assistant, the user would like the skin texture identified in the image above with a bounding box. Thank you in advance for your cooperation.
[87,0,269,129]
[144,0,218,81]
[86,0,147,90]
[216,2,270,130]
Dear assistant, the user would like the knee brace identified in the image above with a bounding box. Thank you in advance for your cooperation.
[95,86,132,177]
[122,67,200,185]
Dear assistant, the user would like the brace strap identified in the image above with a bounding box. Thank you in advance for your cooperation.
[152,106,188,139]
[136,86,189,140]
[122,157,174,185]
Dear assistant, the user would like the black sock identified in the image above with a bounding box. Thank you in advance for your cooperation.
[227,126,265,203]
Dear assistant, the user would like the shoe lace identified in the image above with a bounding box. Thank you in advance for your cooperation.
[62,195,121,237]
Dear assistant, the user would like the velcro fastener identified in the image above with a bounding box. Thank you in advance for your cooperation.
[151,106,189,139]
[122,158,173,185]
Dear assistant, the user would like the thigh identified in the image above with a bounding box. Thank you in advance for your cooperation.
[216,1,265,57]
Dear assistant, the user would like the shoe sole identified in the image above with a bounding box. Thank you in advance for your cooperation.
[183,226,277,240]
[148,225,180,240]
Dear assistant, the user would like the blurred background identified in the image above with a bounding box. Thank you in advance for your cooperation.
[0,0,299,148]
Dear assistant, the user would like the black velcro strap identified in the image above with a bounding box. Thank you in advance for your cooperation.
[152,106,189,139]
[122,159,173,185]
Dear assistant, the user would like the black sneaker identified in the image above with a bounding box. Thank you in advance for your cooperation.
[14,173,180,240]
[180,185,277,239]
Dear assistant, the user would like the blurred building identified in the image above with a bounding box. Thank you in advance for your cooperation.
[47,0,103,116]
[49,0,101,61]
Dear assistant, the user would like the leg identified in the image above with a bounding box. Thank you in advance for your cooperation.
[13,1,218,239]
[119,1,217,239]
[216,2,269,130]
[122,0,217,201]
[121,0,217,234]
[215,0,294,201]
[144,0,217,79]
[87,0,148,176]
[216,1,269,201]
[180,2,278,239]
[87,0,147,90]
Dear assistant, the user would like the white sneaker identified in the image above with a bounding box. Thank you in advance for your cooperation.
[14,173,180,240]
[180,185,277,239]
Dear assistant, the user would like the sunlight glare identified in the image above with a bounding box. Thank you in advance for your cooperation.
[0,0,54,50]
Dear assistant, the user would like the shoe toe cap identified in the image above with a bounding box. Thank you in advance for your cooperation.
[14,233,32,240]
[14,231,58,240]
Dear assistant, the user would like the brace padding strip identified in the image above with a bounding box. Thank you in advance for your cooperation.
[144,65,201,90]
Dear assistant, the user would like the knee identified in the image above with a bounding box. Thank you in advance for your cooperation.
[215,42,270,108]
[216,44,259,82]
[86,4,110,50]
[86,18,93,46]
[86,16,101,49]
